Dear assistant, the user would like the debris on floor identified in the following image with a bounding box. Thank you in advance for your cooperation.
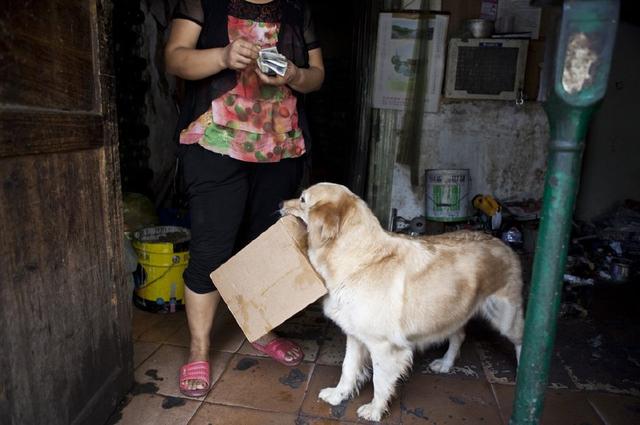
[567,200,639,282]
[115,292,640,424]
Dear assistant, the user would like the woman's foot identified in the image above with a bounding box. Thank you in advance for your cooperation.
[185,350,209,390]
[179,350,210,397]
[252,332,304,366]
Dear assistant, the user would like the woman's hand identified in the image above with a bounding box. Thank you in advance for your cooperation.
[223,38,260,71]
[255,49,324,94]
[254,60,300,86]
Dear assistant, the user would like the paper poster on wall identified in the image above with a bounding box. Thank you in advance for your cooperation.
[480,0,499,20]
[372,12,449,113]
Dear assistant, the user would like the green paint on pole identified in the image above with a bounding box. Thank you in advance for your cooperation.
[509,1,619,424]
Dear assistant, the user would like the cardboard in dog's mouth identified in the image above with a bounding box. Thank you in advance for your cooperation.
[211,216,325,342]
[280,209,308,227]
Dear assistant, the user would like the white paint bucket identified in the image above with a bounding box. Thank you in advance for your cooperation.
[425,169,471,222]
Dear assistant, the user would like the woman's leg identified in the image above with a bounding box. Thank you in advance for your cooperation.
[239,156,304,246]
[181,145,249,390]
[183,287,220,391]
[241,156,305,362]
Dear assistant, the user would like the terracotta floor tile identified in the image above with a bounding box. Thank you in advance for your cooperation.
[134,344,232,401]
[134,341,161,369]
[137,311,187,344]
[164,304,246,353]
[317,325,346,366]
[475,338,573,389]
[238,337,320,362]
[300,365,402,424]
[414,339,485,380]
[587,392,640,425]
[555,319,640,395]
[132,308,165,340]
[296,415,358,424]
[209,305,246,352]
[492,384,605,425]
[400,373,502,424]
[188,403,298,424]
[475,338,518,385]
[467,318,528,387]
[236,339,268,357]
[162,322,191,348]
[206,354,314,413]
[109,393,200,425]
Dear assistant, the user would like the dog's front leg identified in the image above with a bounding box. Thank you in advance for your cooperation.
[357,342,412,422]
[319,334,370,405]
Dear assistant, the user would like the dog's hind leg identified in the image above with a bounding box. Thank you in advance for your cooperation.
[319,334,370,406]
[356,342,412,422]
[482,295,524,364]
[429,328,465,373]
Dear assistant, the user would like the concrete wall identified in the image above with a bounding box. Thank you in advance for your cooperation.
[390,23,640,223]
[575,22,640,221]
[391,100,549,219]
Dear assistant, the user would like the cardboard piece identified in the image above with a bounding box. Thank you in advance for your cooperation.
[211,216,327,342]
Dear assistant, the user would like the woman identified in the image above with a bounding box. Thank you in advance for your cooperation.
[165,0,324,397]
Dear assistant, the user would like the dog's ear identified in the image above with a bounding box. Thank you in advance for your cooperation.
[309,202,341,245]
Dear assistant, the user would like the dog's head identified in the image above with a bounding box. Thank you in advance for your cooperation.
[281,183,360,246]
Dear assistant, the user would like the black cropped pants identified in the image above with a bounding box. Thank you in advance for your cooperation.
[181,144,304,294]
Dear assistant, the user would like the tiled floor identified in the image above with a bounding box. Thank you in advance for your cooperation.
[109,284,640,425]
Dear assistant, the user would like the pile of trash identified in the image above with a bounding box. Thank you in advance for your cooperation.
[564,200,640,286]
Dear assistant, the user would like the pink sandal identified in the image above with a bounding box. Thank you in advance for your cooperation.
[179,361,210,397]
[251,338,304,366]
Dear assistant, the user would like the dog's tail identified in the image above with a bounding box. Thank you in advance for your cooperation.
[480,254,524,362]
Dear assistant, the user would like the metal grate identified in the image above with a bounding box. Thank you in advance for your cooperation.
[454,45,520,95]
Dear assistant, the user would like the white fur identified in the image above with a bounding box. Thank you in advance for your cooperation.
[282,183,524,421]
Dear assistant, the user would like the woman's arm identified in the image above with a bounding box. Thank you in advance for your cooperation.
[255,48,325,94]
[288,48,325,93]
[165,19,260,81]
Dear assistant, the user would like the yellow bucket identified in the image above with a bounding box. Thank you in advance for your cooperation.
[132,226,190,313]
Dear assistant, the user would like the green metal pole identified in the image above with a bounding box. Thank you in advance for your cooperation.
[510,1,619,424]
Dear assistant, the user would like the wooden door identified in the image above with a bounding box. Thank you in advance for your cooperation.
[0,1,132,424]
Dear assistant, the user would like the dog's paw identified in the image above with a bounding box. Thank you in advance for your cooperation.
[357,402,384,422]
[319,387,346,406]
[429,358,453,374]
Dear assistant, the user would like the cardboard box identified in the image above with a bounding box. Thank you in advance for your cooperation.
[211,216,327,342]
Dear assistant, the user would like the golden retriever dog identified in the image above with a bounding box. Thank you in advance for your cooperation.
[281,182,524,422]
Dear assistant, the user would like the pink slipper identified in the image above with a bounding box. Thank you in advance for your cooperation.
[179,361,210,397]
[251,338,304,366]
